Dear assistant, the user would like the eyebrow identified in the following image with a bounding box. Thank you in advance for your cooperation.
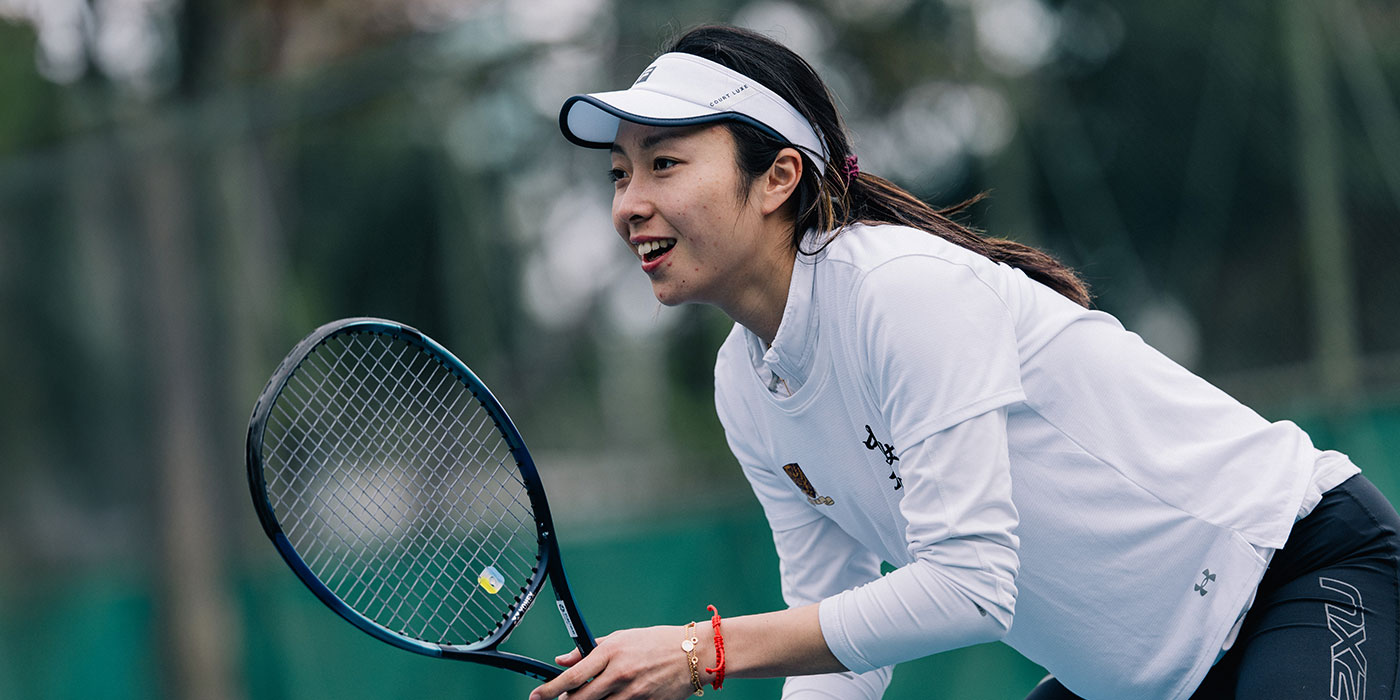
[609,125,707,156]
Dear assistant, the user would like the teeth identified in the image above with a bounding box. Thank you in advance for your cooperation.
[635,239,676,259]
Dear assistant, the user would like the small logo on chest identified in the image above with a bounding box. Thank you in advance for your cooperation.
[782,463,835,506]
[863,425,903,490]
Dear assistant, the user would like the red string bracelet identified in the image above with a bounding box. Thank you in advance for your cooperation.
[705,604,726,690]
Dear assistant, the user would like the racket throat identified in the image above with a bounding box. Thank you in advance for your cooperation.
[555,600,578,638]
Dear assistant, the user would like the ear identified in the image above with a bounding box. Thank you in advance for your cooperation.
[757,147,804,217]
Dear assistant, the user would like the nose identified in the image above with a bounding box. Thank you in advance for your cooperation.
[612,178,653,234]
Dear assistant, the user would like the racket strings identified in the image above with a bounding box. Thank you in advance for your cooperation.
[272,337,532,640]
[260,330,542,645]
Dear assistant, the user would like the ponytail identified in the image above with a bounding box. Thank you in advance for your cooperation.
[835,175,1092,307]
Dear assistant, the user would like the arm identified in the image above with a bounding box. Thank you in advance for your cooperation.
[529,411,1017,700]
[527,492,883,700]
[821,409,1019,673]
[772,516,897,699]
[529,414,890,699]
[528,521,889,700]
[816,256,1024,671]
[529,605,838,699]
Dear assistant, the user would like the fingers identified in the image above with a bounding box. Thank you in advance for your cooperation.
[530,649,606,700]
[530,627,685,700]
[557,632,608,667]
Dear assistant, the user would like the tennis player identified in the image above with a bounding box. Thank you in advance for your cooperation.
[535,24,1400,700]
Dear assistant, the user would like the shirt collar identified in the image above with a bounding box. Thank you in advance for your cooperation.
[746,245,823,394]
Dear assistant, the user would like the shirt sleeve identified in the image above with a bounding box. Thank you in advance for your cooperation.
[771,515,894,699]
[855,254,1025,445]
[780,670,893,699]
[819,408,1020,673]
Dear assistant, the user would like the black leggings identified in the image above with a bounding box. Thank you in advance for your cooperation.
[1027,474,1400,700]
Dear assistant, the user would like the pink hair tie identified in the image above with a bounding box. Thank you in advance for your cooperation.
[842,154,860,184]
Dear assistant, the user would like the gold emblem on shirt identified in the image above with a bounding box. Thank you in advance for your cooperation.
[782,463,835,506]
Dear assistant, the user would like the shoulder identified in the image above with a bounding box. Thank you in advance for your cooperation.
[814,224,1011,312]
[817,223,986,269]
[814,223,1008,294]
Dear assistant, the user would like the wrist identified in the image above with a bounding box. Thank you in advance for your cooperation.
[682,605,728,693]
[701,603,727,690]
[696,621,718,686]
[681,621,705,696]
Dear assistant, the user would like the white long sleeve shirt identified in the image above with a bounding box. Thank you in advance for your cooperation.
[713,223,1358,699]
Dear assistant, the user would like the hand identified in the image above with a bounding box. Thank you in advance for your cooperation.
[529,624,711,700]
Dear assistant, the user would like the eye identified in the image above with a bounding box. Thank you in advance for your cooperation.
[607,167,628,184]
[653,157,679,172]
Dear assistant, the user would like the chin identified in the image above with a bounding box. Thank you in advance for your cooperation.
[649,283,690,307]
[651,292,686,307]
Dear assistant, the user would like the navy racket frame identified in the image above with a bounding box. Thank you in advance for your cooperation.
[246,317,595,681]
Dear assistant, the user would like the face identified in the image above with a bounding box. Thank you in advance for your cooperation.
[609,121,784,310]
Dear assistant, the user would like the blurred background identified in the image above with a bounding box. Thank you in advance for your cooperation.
[1,0,1398,698]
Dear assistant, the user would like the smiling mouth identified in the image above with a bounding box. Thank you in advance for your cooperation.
[636,239,676,262]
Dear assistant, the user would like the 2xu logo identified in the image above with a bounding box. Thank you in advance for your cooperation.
[1321,577,1367,700]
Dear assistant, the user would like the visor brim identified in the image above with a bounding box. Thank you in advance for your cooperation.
[559,93,787,150]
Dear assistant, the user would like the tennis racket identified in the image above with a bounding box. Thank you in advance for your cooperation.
[246,317,595,680]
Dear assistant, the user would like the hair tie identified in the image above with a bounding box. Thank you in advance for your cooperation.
[842,154,860,184]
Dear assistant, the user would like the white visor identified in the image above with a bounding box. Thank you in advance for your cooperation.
[559,52,828,175]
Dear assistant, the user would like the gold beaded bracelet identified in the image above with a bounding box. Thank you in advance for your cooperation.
[682,621,705,696]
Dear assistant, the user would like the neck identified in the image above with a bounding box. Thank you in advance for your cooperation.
[722,240,795,348]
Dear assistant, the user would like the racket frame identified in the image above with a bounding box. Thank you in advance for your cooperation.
[246,317,595,680]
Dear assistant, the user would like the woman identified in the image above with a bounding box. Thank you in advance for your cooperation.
[536,24,1399,700]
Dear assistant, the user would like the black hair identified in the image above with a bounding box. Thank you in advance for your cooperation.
[668,25,1091,307]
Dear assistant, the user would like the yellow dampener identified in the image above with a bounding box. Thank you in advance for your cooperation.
[478,566,505,594]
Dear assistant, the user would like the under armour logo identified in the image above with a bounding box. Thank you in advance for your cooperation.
[1195,569,1216,596]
